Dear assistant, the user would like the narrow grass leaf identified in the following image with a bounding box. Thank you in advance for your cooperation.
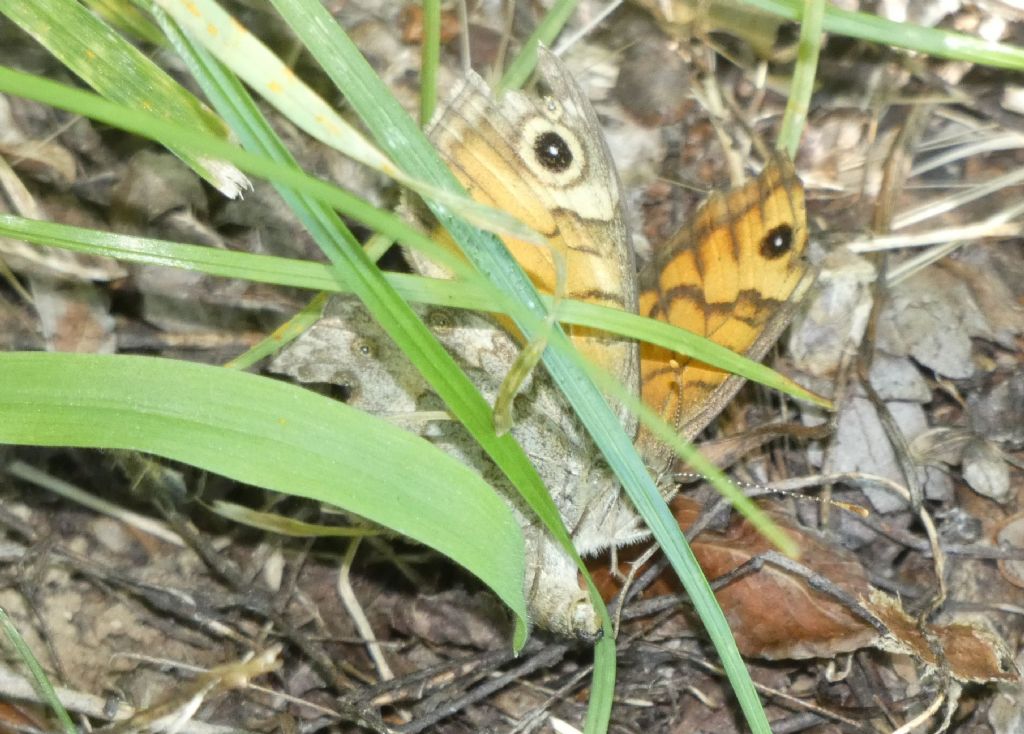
[497,0,581,92]
[150,5,550,649]
[0,608,78,734]
[262,2,627,729]
[265,2,768,731]
[749,0,1024,69]
[151,0,542,247]
[0,212,830,411]
[3,0,244,195]
[0,66,478,283]
[208,500,381,538]
[778,0,825,156]
[261,0,592,590]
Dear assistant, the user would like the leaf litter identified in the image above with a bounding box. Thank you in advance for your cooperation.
[2,1,1024,732]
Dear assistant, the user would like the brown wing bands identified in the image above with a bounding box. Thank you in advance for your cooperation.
[636,154,812,469]
[419,52,640,419]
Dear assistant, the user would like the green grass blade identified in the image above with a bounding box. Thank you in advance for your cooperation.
[0,352,528,626]
[0,66,476,283]
[586,635,616,734]
[0,212,829,411]
[225,292,331,371]
[207,500,381,538]
[777,0,825,156]
[2,0,243,195]
[0,608,76,734]
[748,0,1024,69]
[149,2,574,649]
[497,0,580,92]
[418,0,441,126]
[260,1,769,730]
[0,204,823,567]
[253,0,592,568]
[86,0,166,46]
[148,0,540,247]
[260,1,625,727]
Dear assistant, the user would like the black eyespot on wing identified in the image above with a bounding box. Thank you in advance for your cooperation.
[533,131,573,172]
[760,224,794,259]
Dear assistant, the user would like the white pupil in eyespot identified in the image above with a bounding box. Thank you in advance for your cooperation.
[534,131,573,172]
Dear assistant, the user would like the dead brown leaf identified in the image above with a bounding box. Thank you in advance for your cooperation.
[591,497,1019,682]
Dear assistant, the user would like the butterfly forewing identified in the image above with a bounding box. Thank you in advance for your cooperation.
[416,50,640,424]
[637,155,812,469]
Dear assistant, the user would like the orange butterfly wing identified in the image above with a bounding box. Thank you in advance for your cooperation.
[416,50,639,424]
[637,155,813,469]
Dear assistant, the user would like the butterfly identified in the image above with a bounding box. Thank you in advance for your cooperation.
[635,154,813,472]
[272,49,811,638]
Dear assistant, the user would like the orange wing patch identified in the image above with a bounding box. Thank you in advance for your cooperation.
[637,155,812,468]
[416,51,639,424]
